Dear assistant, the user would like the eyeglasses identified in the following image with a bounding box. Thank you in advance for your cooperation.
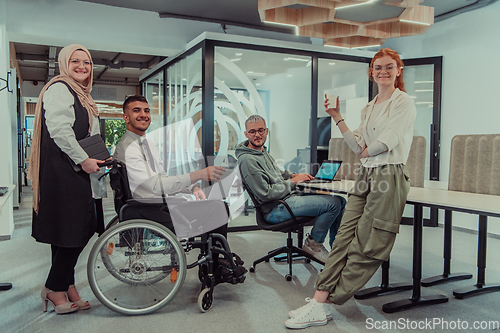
[372,64,397,72]
[69,59,92,67]
[247,128,267,136]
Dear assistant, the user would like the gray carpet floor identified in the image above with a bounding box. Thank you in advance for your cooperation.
[1,186,499,333]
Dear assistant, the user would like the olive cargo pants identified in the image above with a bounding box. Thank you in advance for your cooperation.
[315,164,410,305]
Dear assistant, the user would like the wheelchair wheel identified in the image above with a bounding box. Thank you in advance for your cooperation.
[198,288,213,313]
[105,215,119,230]
[88,219,187,315]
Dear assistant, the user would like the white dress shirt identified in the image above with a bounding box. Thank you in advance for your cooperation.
[113,130,195,199]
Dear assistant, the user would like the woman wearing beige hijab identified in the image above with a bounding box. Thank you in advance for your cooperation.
[28,44,106,314]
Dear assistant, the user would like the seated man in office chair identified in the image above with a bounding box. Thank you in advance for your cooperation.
[113,95,246,282]
[236,115,346,264]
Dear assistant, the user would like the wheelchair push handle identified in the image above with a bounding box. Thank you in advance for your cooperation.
[98,159,115,168]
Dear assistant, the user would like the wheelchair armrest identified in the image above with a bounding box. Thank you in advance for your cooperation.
[125,197,188,206]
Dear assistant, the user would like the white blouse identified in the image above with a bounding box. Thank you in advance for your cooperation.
[343,88,416,167]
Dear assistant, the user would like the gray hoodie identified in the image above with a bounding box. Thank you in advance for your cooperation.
[235,140,296,213]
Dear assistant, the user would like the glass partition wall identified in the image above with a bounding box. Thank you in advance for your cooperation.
[141,38,442,230]
[142,71,165,165]
[317,59,370,174]
[214,47,313,173]
[164,49,203,176]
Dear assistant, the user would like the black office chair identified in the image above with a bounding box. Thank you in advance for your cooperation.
[240,181,323,281]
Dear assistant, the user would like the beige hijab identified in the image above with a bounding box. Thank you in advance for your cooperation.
[28,44,99,213]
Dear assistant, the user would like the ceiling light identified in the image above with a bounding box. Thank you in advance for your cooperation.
[263,21,299,35]
[230,58,241,62]
[336,0,377,10]
[287,74,293,77]
[351,45,381,49]
[235,53,242,56]
[415,81,434,83]
[415,102,433,104]
[284,57,310,62]
[400,19,431,26]
[415,89,433,92]
[324,44,351,49]
[329,62,335,65]
[256,83,261,86]
[182,78,186,81]
[246,71,266,77]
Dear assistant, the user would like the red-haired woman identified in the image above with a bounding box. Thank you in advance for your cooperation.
[285,48,416,329]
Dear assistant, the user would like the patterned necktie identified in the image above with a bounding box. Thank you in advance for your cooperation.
[142,138,157,173]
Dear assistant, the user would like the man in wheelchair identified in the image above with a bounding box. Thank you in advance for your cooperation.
[113,95,246,286]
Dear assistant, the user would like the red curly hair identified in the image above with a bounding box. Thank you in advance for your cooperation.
[369,48,405,92]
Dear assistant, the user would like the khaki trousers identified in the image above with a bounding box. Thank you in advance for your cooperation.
[315,164,410,305]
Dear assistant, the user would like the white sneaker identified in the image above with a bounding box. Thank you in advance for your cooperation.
[285,298,328,329]
[302,235,329,264]
[288,297,334,320]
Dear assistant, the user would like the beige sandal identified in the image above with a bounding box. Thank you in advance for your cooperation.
[41,287,78,314]
[67,285,90,310]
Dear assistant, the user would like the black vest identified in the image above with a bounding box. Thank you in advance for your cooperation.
[32,81,98,247]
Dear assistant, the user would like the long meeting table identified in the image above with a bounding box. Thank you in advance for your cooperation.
[299,180,500,312]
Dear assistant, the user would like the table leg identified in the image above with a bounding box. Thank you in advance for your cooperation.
[382,204,448,313]
[354,259,413,299]
[453,215,500,298]
[422,210,473,287]
[0,283,12,291]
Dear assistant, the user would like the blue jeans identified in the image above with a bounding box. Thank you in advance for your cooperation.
[264,194,346,246]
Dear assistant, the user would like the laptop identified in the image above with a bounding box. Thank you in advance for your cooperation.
[303,160,342,184]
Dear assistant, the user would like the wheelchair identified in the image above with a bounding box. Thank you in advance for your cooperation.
[87,160,246,315]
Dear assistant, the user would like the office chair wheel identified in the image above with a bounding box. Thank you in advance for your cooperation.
[88,219,187,315]
[198,288,213,313]
[285,274,292,281]
[305,258,311,263]
[249,266,255,273]
[105,215,119,230]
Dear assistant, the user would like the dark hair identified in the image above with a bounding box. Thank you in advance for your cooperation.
[369,48,405,92]
[123,95,148,112]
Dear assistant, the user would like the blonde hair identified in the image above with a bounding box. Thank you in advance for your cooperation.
[245,115,266,129]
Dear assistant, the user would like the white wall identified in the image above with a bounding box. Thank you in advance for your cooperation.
[384,2,500,233]
[0,0,14,238]
[258,66,311,167]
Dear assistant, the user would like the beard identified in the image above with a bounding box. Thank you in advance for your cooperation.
[249,138,264,148]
